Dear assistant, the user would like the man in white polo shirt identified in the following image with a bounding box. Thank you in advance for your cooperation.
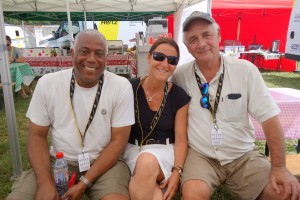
[172,11,300,200]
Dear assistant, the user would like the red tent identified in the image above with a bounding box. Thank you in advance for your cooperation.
[212,0,295,71]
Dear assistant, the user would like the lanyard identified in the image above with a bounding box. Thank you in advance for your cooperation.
[69,70,104,148]
[135,77,168,147]
[194,59,225,129]
[10,47,13,59]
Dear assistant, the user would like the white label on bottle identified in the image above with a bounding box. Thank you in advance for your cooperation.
[78,152,90,172]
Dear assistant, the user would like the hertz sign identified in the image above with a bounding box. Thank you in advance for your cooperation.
[98,21,120,40]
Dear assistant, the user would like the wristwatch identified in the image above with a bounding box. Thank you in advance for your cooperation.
[79,175,92,188]
[171,165,183,176]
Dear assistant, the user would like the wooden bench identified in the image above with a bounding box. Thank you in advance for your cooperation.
[286,154,300,182]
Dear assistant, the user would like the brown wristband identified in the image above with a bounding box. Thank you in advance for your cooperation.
[171,165,183,176]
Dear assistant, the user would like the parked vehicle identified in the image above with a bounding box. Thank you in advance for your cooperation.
[5,24,25,48]
[39,21,96,48]
[285,0,300,61]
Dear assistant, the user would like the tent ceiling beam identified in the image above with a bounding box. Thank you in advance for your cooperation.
[2,0,203,21]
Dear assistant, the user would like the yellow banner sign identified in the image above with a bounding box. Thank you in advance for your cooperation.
[98,21,120,40]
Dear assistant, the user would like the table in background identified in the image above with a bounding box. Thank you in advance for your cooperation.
[10,63,36,92]
[25,57,63,76]
[256,52,285,70]
[251,88,300,154]
[240,51,284,70]
[25,56,136,77]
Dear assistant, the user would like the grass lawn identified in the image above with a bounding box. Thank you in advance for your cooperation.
[1,71,300,199]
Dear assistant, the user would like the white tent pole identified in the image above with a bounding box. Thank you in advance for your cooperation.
[22,20,26,47]
[84,11,87,30]
[66,0,74,48]
[207,0,212,13]
[0,1,23,180]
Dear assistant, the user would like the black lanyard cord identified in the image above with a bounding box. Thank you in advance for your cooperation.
[194,58,225,125]
[70,70,104,147]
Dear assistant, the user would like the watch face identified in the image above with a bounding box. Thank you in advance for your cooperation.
[172,166,182,175]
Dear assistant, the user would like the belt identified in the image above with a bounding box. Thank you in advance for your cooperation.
[129,138,174,145]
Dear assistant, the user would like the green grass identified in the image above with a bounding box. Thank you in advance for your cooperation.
[1,71,300,199]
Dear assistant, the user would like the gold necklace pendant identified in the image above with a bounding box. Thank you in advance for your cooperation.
[146,90,161,101]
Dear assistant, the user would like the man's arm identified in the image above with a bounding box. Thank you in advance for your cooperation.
[13,47,26,63]
[27,120,59,199]
[262,116,300,199]
[77,125,131,189]
[15,55,26,63]
[27,121,51,185]
[262,116,285,167]
[9,53,25,63]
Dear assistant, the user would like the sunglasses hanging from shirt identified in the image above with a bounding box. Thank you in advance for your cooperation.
[194,60,225,129]
[152,52,179,65]
[194,60,225,146]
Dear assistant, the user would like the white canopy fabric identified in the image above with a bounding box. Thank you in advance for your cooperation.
[3,0,201,12]
[2,0,204,21]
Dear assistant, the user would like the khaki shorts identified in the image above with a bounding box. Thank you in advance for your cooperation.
[7,159,130,200]
[181,147,271,200]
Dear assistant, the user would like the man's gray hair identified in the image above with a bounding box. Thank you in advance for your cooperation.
[73,29,108,55]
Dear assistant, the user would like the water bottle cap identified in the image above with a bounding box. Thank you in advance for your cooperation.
[56,151,64,159]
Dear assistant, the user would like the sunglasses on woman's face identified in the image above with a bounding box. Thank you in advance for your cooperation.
[152,52,179,65]
[200,83,210,109]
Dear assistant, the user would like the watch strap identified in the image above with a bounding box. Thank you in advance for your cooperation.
[171,165,183,176]
[79,175,92,188]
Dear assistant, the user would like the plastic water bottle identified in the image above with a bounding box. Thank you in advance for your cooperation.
[54,151,69,196]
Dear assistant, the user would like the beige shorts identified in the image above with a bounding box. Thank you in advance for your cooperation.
[181,147,271,200]
[7,159,130,200]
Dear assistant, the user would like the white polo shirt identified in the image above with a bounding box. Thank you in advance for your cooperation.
[26,69,135,161]
[172,55,280,165]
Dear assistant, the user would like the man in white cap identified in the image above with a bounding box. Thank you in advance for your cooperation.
[171,11,300,200]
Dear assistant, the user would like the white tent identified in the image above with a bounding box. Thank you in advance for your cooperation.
[0,0,209,178]
[3,0,200,12]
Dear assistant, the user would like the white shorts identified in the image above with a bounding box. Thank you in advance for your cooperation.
[123,143,175,181]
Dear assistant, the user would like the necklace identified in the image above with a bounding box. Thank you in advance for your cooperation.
[146,90,162,101]
[144,78,164,101]
[135,77,168,148]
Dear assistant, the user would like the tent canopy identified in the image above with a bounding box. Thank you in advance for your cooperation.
[211,0,293,49]
[212,0,293,9]
[2,0,202,21]
[212,0,295,71]
[3,11,174,21]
